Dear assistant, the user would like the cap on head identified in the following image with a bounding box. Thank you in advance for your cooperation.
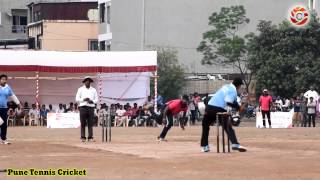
[232,77,244,87]
[82,76,94,83]
[263,89,268,92]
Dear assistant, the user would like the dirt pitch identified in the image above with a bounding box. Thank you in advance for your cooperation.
[0,122,320,180]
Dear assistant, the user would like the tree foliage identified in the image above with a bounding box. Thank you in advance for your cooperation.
[153,47,186,101]
[197,6,252,92]
[248,13,320,98]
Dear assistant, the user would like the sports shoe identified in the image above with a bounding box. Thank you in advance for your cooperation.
[87,138,95,142]
[201,145,210,153]
[1,140,11,145]
[232,144,247,152]
[80,138,86,143]
[157,137,167,142]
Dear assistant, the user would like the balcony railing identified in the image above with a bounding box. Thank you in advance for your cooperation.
[12,25,27,33]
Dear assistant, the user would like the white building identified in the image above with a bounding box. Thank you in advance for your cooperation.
[98,0,112,51]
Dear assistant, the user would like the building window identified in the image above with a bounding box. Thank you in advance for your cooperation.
[107,5,111,24]
[100,41,106,51]
[88,39,99,51]
[100,4,105,23]
[12,15,27,33]
[107,44,111,51]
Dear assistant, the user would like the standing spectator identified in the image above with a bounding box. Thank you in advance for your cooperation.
[48,104,54,113]
[189,94,196,125]
[0,74,21,144]
[76,76,98,142]
[300,97,308,127]
[56,104,65,113]
[259,89,273,128]
[304,86,319,103]
[40,104,49,126]
[157,94,164,108]
[307,97,317,127]
[110,104,116,125]
[292,97,302,127]
[194,92,201,121]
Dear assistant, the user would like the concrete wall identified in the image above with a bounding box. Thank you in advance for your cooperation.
[41,21,98,51]
[110,0,311,73]
[0,0,33,39]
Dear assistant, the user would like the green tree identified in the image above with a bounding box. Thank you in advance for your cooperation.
[197,5,252,92]
[248,14,320,98]
[152,47,186,101]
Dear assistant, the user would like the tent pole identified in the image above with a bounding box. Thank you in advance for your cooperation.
[98,72,103,125]
[36,71,40,126]
[154,70,158,112]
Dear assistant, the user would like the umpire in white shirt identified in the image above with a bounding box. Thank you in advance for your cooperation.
[76,76,98,142]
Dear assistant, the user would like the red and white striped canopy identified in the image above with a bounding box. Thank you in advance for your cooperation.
[0,50,157,73]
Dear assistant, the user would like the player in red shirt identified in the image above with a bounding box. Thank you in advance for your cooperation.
[259,89,273,128]
[157,95,189,141]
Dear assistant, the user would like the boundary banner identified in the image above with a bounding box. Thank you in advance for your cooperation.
[47,113,80,128]
[256,109,294,128]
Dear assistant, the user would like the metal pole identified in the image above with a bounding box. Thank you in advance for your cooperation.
[154,71,158,112]
[216,113,219,153]
[141,0,146,50]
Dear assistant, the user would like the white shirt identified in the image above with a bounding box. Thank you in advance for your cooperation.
[75,85,98,107]
[304,90,319,102]
[116,109,126,116]
[29,109,39,117]
[56,108,65,113]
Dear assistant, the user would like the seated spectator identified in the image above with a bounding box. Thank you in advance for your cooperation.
[7,107,16,126]
[74,103,79,113]
[23,102,30,115]
[115,105,127,127]
[275,96,283,111]
[144,96,154,110]
[62,104,67,113]
[29,104,39,126]
[40,104,49,126]
[56,103,65,113]
[67,102,74,112]
[48,104,54,113]
[15,105,24,125]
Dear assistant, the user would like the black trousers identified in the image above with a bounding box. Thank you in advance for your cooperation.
[79,106,94,139]
[201,105,239,147]
[308,114,316,127]
[159,112,173,139]
[190,110,196,125]
[261,110,271,126]
[0,108,8,140]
